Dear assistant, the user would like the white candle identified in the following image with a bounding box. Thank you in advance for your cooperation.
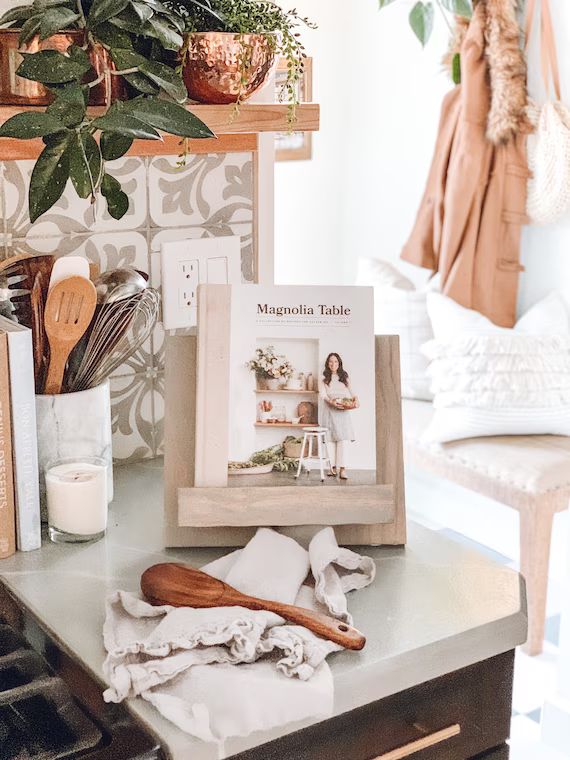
[45,461,108,538]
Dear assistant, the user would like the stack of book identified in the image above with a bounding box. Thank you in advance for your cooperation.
[0,317,41,558]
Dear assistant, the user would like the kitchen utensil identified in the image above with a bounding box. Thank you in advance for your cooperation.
[30,272,46,390]
[43,277,97,395]
[48,256,90,292]
[68,289,159,392]
[140,562,366,651]
[0,254,54,330]
[94,267,148,305]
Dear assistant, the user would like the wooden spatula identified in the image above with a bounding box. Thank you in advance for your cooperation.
[141,562,367,651]
[43,276,97,395]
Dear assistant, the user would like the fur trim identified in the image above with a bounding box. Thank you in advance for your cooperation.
[443,15,470,72]
[483,0,532,143]
[444,0,532,143]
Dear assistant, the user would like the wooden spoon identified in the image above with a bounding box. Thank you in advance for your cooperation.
[43,276,97,395]
[141,562,366,651]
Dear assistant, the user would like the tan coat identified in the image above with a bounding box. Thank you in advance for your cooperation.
[401,0,530,328]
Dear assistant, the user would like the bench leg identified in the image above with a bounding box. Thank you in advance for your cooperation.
[519,506,555,656]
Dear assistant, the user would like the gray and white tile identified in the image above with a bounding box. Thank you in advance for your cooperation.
[148,152,253,229]
[10,230,150,274]
[109,373,155,463]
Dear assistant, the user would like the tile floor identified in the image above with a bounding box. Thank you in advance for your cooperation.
[437,528,569,759]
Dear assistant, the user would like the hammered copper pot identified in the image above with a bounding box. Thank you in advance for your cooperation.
[0,29,126,106]
[183,32,276,105]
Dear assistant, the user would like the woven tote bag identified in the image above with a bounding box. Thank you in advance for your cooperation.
[525,0,570,225]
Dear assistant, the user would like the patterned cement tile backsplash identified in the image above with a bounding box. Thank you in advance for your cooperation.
[0,152,255,463]
[148,153,253,229]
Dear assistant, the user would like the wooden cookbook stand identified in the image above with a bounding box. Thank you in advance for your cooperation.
[163,285,406,547]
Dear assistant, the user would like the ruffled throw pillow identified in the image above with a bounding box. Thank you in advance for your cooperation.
[421,292,570,443]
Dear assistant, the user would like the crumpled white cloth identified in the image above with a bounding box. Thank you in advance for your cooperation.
[102,527,375,748]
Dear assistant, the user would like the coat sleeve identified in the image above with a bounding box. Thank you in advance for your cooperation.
[401,88,461,271]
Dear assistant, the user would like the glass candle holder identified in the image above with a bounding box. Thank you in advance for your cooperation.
[45,457,108,544]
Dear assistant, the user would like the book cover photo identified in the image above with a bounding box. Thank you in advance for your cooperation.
[224,285,376,485]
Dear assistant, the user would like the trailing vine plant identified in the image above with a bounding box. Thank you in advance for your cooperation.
[168,0,316,121]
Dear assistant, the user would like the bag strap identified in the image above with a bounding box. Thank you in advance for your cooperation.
[525,0,561,100]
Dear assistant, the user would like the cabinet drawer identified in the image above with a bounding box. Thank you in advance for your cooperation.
[471,745,509,759]
[233,651,514,760]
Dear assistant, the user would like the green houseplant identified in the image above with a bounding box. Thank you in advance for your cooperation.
[168,0,315,119]
[0,0,215,222]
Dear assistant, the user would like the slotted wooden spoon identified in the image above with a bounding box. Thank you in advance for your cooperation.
[43,276,97,395]
[141,562,367,651]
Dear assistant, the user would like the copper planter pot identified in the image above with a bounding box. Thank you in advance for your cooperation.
[0,29,126,106]
[182,32,276,105]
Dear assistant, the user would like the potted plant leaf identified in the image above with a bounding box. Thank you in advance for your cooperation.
[167,0,315,119]
[378,0,473,83]
[0,0,215,222]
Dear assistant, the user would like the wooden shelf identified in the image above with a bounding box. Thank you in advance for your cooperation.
[254,422,312,428]
[254,389,317,395]
[0,102,320,160]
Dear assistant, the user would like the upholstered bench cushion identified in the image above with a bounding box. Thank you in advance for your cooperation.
[403,399,570,500]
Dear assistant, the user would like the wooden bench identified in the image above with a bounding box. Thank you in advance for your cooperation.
[402,399,570,656]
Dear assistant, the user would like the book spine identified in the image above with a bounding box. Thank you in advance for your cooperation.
[0,333,16,558]
[7,329,41,552]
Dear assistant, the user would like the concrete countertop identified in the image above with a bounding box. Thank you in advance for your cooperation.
[0,459,527,759]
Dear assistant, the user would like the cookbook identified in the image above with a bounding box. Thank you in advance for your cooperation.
[0,317,41,551]
[203,284,376,482]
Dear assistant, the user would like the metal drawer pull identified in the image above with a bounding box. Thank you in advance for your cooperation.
[372,724,461,760]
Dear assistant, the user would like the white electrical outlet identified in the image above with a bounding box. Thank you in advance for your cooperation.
[161,237,242,330]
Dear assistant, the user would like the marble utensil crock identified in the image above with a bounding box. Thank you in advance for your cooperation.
[36,382,113,517]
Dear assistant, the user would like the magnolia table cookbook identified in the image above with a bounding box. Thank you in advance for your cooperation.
[198,284,376,485]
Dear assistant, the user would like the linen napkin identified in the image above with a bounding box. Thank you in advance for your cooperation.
[103,527,375,749]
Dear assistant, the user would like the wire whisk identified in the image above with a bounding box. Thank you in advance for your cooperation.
[68,289,160,392]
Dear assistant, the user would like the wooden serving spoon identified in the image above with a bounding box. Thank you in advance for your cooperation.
[43,276,97,395]
[141,562,366,651]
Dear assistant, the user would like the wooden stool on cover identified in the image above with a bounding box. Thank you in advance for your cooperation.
[295,427,333,482]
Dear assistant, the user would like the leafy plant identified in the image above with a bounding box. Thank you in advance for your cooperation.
[168,0,316,120]
[0,0,214,221]
[379,0,472,67]
[228,440,299,472]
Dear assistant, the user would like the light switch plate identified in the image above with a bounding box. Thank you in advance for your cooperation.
[161,236,242,330]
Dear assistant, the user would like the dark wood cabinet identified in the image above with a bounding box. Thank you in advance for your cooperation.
[233,651,515,760]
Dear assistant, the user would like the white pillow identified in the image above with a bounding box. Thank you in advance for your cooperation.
[422,292,570,443]
[356,259,434,401]
[427,291,569,340]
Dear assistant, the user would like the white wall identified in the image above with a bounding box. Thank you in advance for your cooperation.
[273,0,351,286]
[275,0,451,288]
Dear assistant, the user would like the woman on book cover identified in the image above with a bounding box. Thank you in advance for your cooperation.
[319,352,359,480]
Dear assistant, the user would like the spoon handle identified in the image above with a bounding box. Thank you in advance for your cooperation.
[245,596,366,650]
[44,345,69,395]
